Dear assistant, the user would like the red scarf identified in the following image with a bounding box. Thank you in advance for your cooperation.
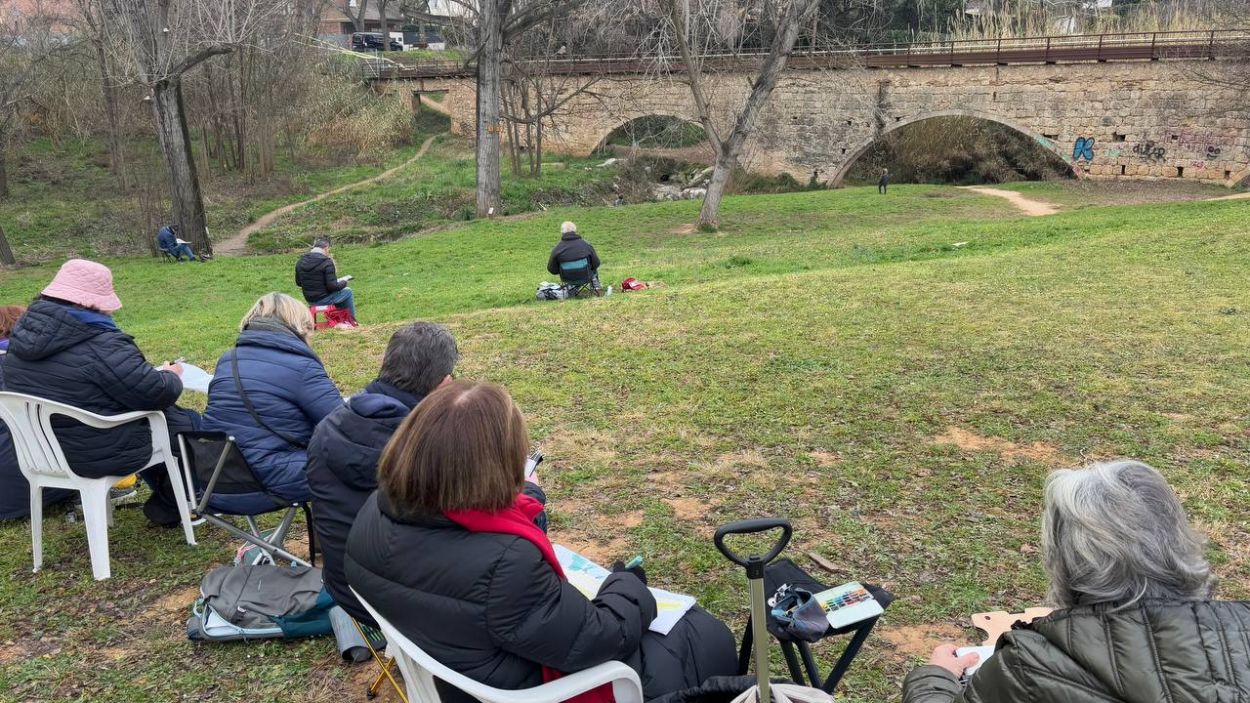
[445,494,615,703]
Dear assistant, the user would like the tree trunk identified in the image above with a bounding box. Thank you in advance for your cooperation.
[91,37,128,188]
[695,0,818,229]
[0,221,14,266]
[475,0,504,217]
[0,146,8,200]
[697,155,734,228]
[379,0,392,51]
[152,77,212,254]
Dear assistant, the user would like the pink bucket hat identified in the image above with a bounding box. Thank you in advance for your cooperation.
[42,259,123,313]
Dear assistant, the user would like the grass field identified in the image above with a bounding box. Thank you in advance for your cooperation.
[0,185,1248,703]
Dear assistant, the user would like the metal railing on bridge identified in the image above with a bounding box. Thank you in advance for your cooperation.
[360,28,1250,80]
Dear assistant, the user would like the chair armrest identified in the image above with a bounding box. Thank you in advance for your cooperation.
[472,661,642,703]
[49,407,162,429]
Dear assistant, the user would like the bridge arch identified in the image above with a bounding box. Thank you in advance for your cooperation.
[829,109,1079,187]
[591,113,707,154]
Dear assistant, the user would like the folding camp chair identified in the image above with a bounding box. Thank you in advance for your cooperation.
[353,617,408,702]
[734,558,894,694]
[558,257,603,298]
[177,431,316,567]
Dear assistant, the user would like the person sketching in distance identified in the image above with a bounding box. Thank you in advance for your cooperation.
[296,237,357,324]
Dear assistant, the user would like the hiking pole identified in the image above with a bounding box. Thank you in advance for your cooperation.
[715,518,794,703]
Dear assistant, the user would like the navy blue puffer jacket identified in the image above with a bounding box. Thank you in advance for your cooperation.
[201,324,342,514]
[1,299,183,478]
[307,380,422,621]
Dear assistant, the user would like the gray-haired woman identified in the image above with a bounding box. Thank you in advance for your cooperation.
[903,460,1248,703]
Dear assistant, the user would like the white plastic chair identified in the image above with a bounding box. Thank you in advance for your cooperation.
[0,391,198,580]
[351,587,644,703]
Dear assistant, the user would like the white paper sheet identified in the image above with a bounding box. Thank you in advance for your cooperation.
[554,544,696,636]
[179,363,214,394]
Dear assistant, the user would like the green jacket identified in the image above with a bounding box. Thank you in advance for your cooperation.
[903,600,1250,703]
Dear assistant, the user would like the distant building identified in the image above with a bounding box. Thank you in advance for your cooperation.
[1,0,75,34]
[317,1,406,37]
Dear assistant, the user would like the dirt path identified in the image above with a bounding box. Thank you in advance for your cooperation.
[1209,191,1250,201]
[959,186,1059,217]
[215,134,441,256]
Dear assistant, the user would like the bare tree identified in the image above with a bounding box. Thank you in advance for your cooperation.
[71,0,131,185]
[658,0,820,229]
[0,8,57,203]
[343,0,372,34]
[470,0,588,217]
[100,0,278,254]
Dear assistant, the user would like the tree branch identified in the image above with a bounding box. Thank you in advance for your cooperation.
[169,45,233,78]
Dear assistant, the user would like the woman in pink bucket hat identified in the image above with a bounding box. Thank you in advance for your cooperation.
[2,259,202,527]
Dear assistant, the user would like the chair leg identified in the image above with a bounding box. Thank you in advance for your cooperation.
[355,619,408,703]
[30,484,43,573]
[165,460,197,546]
[81,488,113,580]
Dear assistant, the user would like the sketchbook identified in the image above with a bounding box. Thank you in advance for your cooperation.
[554,544,696,636]
[179,363,214,394]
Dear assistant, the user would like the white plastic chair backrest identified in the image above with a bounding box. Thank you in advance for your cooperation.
[351,587,643,703]
[0,391,163,481]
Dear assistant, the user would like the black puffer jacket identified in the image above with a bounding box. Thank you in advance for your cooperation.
[0,350,75,519]
[903,600,1250,703]
[2,300,182,478]
[307,380,423,622]
[295,250,344,303]
[346,491,656,703]
[547,232,601,276]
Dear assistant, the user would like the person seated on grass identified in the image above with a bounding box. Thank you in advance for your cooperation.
[157,224,201,262]
[346,381,737,701]
[547,221,604,295]
[296,237,357,324]
[0,304,77,520]
[201,292,343,515]
[0,260,199,526]
[903,460,1245,703]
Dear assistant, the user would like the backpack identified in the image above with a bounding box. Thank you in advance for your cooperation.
[536,281,568,300]
[186,564,337,642]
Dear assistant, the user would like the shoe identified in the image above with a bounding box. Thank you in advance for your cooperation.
[109,485,138,504]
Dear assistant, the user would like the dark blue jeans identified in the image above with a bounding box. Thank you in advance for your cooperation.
[166,244,197,262]
[315,288,357,320]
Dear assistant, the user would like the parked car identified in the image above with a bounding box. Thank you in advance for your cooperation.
[351,32,402,52]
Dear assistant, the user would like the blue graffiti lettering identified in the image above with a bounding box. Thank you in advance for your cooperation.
[1072,137,1096,162]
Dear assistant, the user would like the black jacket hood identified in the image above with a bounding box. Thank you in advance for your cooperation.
[9,300,115,362]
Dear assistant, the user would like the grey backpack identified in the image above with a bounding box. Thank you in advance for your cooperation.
[186,564,337,642]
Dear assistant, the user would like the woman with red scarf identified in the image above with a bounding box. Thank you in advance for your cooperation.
[345,381,736,703]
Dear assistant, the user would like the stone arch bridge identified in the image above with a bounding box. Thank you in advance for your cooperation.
[375,31,1250,186]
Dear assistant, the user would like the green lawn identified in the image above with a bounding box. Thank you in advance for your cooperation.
[245,136,633,253]
[1,186,1248,702]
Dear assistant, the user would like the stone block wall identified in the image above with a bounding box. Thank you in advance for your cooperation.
[404,58,1250,187]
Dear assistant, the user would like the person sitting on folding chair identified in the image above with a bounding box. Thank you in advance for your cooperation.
[547,221,604,297]
[1,260,200,526]
[346,381,738,701]
[157,225,202,262]
[200,293,343,516]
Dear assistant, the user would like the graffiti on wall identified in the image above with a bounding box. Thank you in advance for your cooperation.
[1072,137,1096,162]
[1133,140,1167,162]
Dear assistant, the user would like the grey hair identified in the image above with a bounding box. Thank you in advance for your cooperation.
[377,322,459,397]
[1041,460,1212,609]
[313,237,331,249]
